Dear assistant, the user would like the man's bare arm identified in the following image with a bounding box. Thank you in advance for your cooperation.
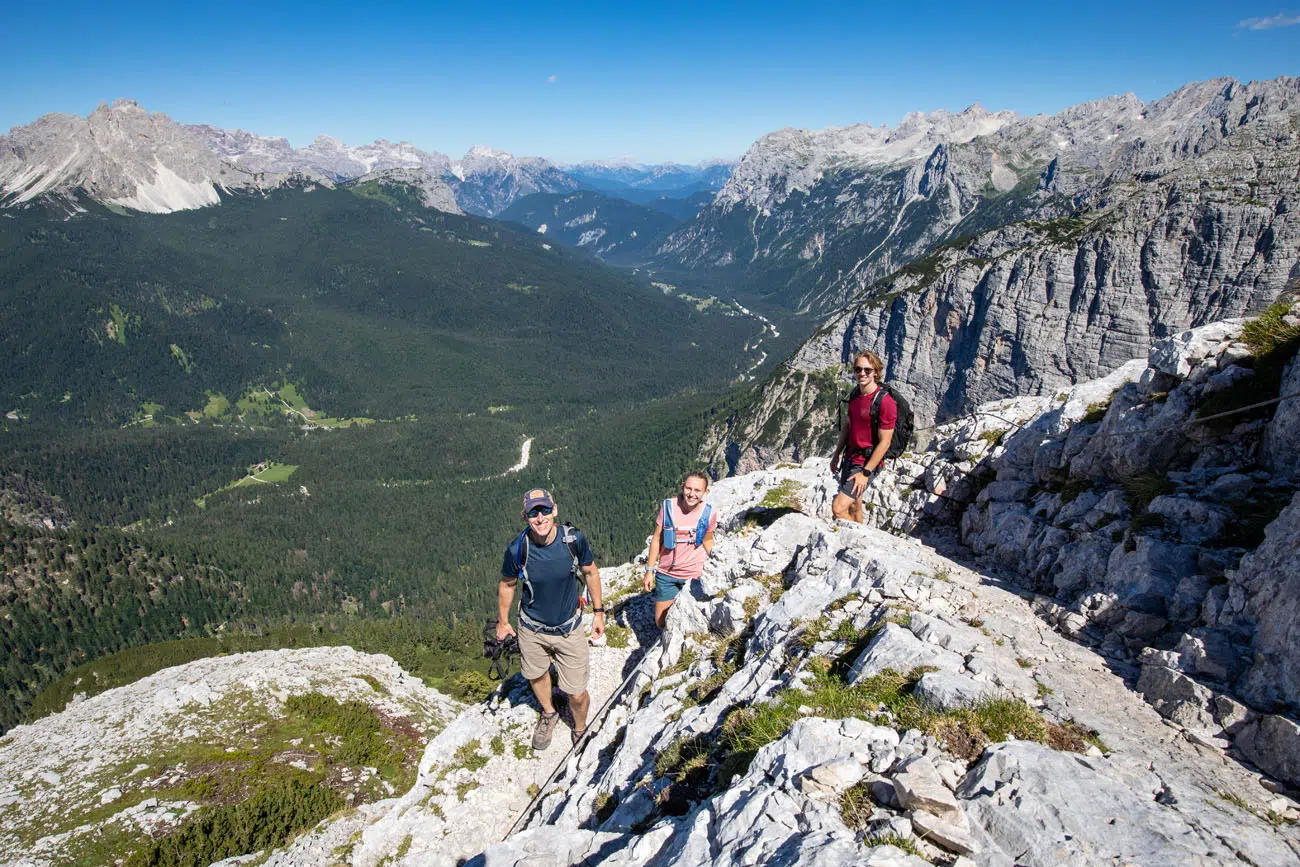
[497,578,517,640]
[583,563,605,639]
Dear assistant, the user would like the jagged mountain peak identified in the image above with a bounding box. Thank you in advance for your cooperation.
[714,105,1021,213]
[463,144,513,161]
[1,101,269,213]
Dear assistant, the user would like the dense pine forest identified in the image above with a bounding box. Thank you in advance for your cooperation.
[0,180,803,731]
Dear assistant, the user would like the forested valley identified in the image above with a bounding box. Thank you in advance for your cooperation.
[0,182,802,731]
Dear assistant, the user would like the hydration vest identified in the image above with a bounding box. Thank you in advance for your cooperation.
[661,499,713,549]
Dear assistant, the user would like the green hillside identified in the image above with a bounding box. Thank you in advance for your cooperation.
[0,182,751,423]
[0,182,763,729]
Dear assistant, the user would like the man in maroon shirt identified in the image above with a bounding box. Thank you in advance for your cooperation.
[829,350,896,523]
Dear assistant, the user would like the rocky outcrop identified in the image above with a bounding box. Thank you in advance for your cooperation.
[699,80,1300,471]
[348,167,463,215]
[746,310,1300,789]
[0,473,70,530]
[0,648,461,865]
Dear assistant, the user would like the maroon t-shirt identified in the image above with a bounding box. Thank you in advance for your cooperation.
[846,387,897,467]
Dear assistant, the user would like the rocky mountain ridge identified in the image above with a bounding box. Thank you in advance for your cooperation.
[656,77,1300,315]
[0,100,278,215]
[0,101,578,218]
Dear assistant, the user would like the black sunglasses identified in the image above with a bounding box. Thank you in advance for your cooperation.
[853,366,876,374]
[526,506,554,517]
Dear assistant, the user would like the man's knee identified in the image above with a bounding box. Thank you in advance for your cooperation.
[831,497,851,519]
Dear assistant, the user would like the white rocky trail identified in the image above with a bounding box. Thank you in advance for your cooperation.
[468,472,1298,866]
[253,459,1297,865]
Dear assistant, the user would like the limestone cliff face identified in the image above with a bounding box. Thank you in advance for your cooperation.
[705,101,1300,474]
[659,78,1300,316]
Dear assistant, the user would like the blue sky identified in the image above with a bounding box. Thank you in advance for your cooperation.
[3,1,1297,163]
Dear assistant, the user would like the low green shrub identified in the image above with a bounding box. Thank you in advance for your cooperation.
[124,778,342,867]
[448,670,498,703]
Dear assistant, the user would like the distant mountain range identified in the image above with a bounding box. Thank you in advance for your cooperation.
[561,160,736,203]
[0,100,737,219]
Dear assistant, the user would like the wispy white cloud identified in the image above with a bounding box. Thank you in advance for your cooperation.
[1238,11,1300,29]
[546,74,558,84]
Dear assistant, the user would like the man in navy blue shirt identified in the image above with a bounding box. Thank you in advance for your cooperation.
[497,488,605,749]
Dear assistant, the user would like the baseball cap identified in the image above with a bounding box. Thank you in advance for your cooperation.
[522,488,555,512]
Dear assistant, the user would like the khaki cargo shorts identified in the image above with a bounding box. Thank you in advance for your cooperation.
[517,623,589,695]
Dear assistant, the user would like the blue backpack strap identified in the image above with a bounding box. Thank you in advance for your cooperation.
[661,498,676,549]
[694,503,713,546]
[514,530,533,606]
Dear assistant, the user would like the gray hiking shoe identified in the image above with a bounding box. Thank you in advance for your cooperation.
[532,712,560,750]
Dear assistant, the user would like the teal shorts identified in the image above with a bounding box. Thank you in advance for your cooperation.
[654,572,686,602]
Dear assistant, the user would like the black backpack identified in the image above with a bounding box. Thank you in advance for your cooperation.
[838,384,914,460]
[511,522,589,609]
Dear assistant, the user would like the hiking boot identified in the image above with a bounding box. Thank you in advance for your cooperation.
[532,712,560,750]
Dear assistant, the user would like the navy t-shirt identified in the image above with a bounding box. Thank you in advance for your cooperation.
[501,527,595,626]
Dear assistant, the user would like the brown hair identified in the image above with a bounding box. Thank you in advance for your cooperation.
[852,350,885,377]
[683,471,711,490]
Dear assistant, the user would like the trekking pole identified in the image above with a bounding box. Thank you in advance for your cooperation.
[502,656,652,840]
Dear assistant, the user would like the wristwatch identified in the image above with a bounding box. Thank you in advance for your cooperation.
[593,607,605,614]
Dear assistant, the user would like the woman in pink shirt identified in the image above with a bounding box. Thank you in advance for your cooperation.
[643,472,717,628]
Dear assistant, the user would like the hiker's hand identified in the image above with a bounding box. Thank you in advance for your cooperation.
[850,471,869,497]
[590,612,605,640]
[496,621,516,641]
[643,570,654,592]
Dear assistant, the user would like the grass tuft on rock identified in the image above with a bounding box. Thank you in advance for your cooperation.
[717,668,1100,784]
[864,832,924,857]
[839,779,877,830]
[1122,472,1174,512]
[452,739,488,772]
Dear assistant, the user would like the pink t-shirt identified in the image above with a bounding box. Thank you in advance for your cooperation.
[655,498,718,581]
